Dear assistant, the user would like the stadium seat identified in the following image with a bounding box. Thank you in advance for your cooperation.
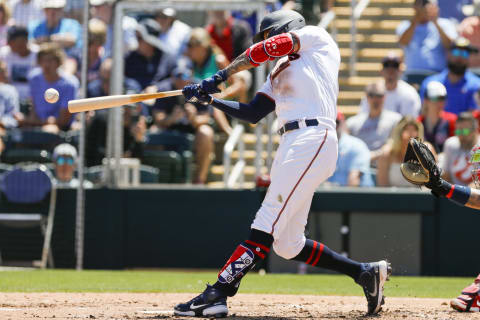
[144,131,195,183]
[2,149,52,164]
[0,164,56,268]
[5,128,63,152]
[141,150,184,183]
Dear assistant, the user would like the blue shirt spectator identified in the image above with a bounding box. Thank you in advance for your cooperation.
[420,70,480,114]
[29,68,78,123]
[29,0,82,57]
[396,18,457,73]
[328,133,374,187]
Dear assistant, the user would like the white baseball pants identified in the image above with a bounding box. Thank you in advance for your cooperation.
[251,125,338,259]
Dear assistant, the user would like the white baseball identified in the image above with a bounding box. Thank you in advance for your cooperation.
[44,88,59,103]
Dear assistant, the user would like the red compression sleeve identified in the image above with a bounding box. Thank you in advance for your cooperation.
[246,33,295,67]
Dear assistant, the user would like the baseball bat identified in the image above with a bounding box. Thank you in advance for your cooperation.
[68,89,183,113]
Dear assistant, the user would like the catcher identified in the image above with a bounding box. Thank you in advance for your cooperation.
[401,139,480,312]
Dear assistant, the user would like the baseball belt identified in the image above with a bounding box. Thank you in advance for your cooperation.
[277,118,320,136]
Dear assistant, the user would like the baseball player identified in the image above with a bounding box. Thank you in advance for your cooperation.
[401,140,480,312]
[176,10,391,318]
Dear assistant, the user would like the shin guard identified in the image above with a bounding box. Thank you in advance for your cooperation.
[213,229,273,296]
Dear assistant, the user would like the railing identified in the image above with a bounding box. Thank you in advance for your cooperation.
[319,9,337,40]
[223,124,245,188]
[350,0,370,77]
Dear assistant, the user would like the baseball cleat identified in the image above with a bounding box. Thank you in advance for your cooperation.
[356,260,392,315]
[450,276,480,312]
[174,285,228,318]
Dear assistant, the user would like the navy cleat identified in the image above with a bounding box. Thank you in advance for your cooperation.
[356,260,392,315]
[174,285,228,318]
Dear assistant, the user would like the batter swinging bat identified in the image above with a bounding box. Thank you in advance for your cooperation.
[67,89,183,113]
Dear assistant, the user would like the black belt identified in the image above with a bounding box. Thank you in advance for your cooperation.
[277,119,319,135]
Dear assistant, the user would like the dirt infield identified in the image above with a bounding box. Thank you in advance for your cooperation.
[1,293,480,320]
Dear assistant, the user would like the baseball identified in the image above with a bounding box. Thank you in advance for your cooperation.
[44,88,59,103]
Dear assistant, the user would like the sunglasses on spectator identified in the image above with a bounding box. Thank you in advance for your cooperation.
[56,157,74,165]
[427,96,446,102]
[367,92,384,98]
[382,61,399,69]
[455,128,474,136]
[187,41,200,48]
[451,48,470,58]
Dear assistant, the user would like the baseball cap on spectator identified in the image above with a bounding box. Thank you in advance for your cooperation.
[158,8,177,18]
[425,81,447,101]
[451,37,479,53]
[53,143,77,162]
[7,26,28,42]
[382,52,401,69]
[89,0,115,6]
[136,19,167,52]
[42,0,66,9]
[463,0,480,16]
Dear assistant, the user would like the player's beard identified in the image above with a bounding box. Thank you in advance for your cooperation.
[448,62,467,76]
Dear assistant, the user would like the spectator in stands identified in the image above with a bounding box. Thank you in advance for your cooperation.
[10,0,44,28]
[420,37,480,115]
[125,19,176,92]
[440,111,480,185]
[438,0,471,24]
[0,0,12,47]
[30,0,82,58]
[459,0,480,75]
[359,53,421,117]
[86,58,144,166]
[396,0,457,85]
[52,143,93,188]
[155,8,191,57]
[150,61,215,185]
[27,43,78,133]
[377,116,436,187]
[418,81,456,153]
[347,82,402,163]
[0,26,38,108]
[90,0,138,57]
[327,111,374,187]
[81,18,107,83]
[205,10,252,61]
[186,28,250,104]
[0,60,21,133]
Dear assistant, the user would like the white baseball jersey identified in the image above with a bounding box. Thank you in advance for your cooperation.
[251,25,340,259]
[258,25,340,129]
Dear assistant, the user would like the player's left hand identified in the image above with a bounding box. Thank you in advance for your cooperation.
[200,70,228,94]
[182,84,213,105]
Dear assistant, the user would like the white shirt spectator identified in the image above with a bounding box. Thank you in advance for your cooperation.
[360,80,421,117]
[0,44,38,102]
[440,135,480,185]
[159,19,191,57]
[104,15,138,57]
[347,110,402,152]
[10,0,44,28]
[0,83,20,128]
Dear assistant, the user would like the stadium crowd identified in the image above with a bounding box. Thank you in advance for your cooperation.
[0,0,479,189]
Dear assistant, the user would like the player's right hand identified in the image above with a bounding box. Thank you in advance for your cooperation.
[200,70,228,94]
[182,84,213,105]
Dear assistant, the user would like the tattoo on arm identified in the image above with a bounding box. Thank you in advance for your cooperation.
[223,52,254,79]
[466,188,480,210]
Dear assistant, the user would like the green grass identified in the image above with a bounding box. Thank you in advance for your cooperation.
[0,269,473,299]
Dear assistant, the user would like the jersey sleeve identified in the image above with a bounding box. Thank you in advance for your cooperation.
[290,25,328,52]
[257,77,274,101]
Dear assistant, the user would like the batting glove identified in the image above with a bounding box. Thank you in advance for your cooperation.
[182,84,213,105]
[200,70,228,94]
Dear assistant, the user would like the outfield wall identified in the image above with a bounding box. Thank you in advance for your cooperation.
[0,187,478,276]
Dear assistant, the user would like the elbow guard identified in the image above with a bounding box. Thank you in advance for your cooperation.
[246,33,295,67]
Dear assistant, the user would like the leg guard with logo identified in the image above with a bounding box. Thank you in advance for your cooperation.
[213,228,273,296]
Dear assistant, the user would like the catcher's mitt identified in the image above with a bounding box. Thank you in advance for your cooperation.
[400,138,441,187]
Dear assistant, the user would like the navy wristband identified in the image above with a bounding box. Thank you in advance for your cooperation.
[445,184,471,206]
[217,69,228,82]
